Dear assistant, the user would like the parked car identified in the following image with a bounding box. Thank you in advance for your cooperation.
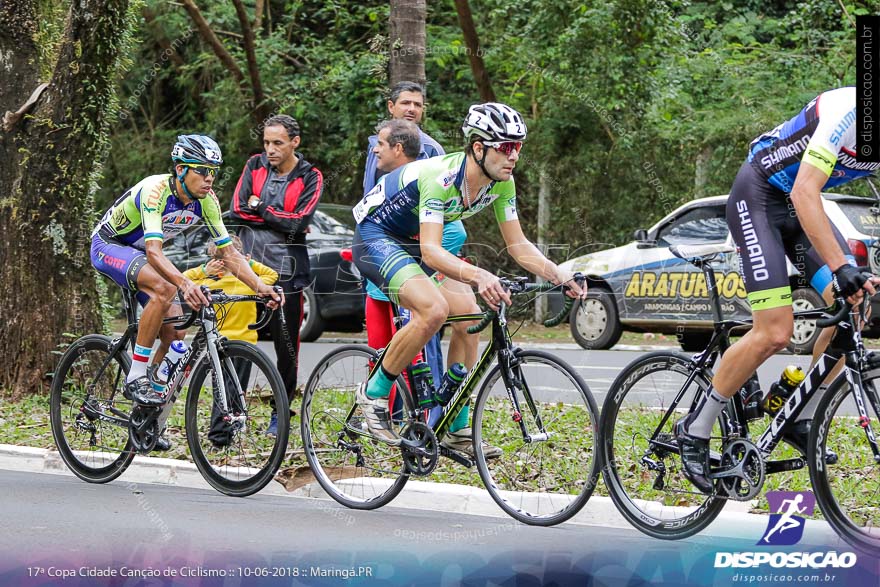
[163,203,364,342]
[557,193,880,353]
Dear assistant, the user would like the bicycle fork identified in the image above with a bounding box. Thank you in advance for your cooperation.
[498,348,550,444]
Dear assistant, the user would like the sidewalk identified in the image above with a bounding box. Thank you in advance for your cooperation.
[0,443,847,547]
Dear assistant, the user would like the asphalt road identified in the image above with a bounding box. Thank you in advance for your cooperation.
[2,470,875,587]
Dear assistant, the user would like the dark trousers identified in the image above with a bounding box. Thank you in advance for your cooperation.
[270,277,304,412]
[208,357,251,445]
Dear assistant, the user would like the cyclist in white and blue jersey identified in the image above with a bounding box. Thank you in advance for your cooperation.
[675,87,880,493]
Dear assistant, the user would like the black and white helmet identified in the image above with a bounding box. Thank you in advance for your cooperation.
[461,103,527,143]
[171,134,223,166]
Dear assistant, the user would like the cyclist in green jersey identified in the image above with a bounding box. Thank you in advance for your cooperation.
[352,103,585,443]
[91,135,282,408]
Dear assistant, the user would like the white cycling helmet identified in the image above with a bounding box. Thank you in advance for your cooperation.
[461,102,527,143]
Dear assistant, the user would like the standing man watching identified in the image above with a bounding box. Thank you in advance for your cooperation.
[231,115,324,435]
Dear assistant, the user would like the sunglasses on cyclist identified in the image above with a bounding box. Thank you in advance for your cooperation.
[483,141,523,156]
[188,165,220,178]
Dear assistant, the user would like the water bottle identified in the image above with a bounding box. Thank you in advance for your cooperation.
[156,340,188,384]
[433,363,468,406]
[411,361,435,409]
[739,377,764,421]
[761,365,805,415]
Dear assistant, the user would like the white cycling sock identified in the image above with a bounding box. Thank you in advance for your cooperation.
[685,387,728,439]
[127,344,152,382]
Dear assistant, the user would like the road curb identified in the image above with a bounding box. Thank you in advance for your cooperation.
[0,443,847,546]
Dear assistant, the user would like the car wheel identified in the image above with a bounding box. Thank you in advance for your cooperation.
[569,289,622,350]
[787,287,824,355]
[678,331,713,352]
[299,287,325,342]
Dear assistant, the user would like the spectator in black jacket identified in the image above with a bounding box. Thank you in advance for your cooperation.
[230,115,324,435]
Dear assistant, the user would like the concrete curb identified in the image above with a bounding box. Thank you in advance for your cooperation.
[0,443,848,546]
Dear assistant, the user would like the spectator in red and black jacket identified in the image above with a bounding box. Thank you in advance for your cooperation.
[230,114,323,435]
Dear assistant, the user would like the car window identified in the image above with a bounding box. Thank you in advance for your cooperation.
[835,201,880,237]
[311,208,354,236]
[656,205,728,247]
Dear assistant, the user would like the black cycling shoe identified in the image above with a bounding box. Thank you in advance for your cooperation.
[152,437,172,452]
[124,376,165,406]
[673,417,714,494]
[781,420,838,465]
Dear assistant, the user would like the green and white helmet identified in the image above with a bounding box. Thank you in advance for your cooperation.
[461,103,527,143]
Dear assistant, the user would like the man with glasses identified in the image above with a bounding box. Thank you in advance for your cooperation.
[91,134,281,417]
[231,115,324,436]
[352,103,585,452]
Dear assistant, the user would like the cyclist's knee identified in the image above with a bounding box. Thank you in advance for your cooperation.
[412,299,449,333]
[148,280,178,306]
[751,322,792,354]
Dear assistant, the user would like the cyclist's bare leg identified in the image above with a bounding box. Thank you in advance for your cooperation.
[438,278,480,368]
[710,305,795,398]
[134,264,180,357]
[380,274,449,375]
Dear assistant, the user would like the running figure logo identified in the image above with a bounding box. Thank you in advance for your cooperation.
[759,491,816,546]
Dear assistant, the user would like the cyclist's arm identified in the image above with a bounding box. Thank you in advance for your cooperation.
[420,222,510,307]
[217,246,283,308]
[789,162,851,274]
[499,220,584,296]
[143,240,209,308]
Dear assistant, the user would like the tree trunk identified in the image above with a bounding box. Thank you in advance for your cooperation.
[0,0,132,396]
[534,169,550,322]
[453,0,495,102]
[694,145,713,199]
[388,0,426,86]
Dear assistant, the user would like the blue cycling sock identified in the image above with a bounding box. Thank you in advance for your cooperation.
[366,366,396,399]
[450,405,469,433]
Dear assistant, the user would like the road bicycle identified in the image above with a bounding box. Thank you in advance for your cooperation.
[301,276,601,526]
[50,286,289,497]
[600,242,880,554]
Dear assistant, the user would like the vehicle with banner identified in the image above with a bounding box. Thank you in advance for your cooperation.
[557,194,880,352]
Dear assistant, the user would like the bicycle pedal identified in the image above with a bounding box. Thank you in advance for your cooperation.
[439,446,474,468]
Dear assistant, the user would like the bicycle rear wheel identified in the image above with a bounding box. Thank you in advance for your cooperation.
[50,334,135,483]
[301,345,411,509]
[810,372,880,554]
[185,340,289,497]
[472,350,601,526]
[601,351,728,539]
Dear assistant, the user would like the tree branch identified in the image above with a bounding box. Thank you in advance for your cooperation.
[453,0,495,102]
[254,0,264,32]
[180,0,245,86]
[232,0,272,123]
[142,6,185,68]
[2,83,48,132]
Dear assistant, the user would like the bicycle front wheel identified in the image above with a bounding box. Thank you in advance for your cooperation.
[301,345,412,509]
[50,334,135,483]
[185,340,289,497]
[472,350,601,526]
[601,351,728,539]
[810,372,880,554]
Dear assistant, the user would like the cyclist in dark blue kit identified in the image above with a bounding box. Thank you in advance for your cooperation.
[675,87,880,493]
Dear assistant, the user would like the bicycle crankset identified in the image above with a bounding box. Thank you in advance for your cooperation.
[129,405,161,454]
[400,422,439,476]
[712,438,765,501]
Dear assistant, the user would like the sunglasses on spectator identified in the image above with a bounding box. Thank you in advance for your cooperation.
[483,141,523,156]
[188,164,220,178]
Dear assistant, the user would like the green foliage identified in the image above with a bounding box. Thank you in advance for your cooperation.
[96,0,872,271]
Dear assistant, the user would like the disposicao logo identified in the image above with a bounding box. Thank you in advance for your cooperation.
[760,490,815,546]
[713,491,858,570]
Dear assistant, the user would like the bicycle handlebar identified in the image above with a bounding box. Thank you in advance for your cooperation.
[175,285,283,331]
[466,273,585,334]
[815,298,852,328]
